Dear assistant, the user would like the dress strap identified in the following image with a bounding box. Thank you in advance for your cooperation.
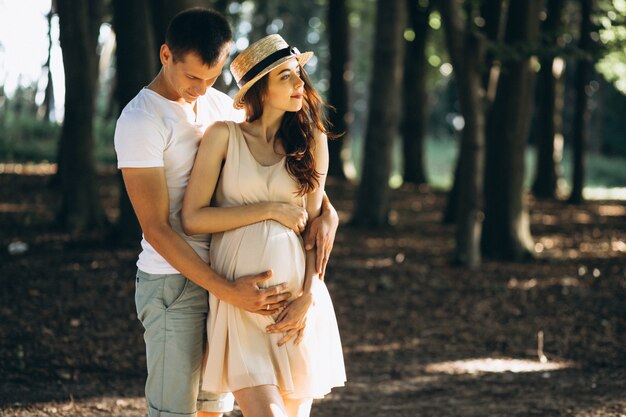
[222,121,240,176]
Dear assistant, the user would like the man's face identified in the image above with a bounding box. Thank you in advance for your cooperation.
[161,44,231,103]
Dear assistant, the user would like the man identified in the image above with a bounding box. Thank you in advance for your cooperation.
[114,8,338,417]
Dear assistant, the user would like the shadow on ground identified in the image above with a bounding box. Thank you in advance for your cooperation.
[1,171,625,416]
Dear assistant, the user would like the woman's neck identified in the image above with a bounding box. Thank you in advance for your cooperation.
[254,108,285,144]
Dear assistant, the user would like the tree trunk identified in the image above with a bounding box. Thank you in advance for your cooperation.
[482,0,541,261]
[112,0,158,245]
[327,0,351,179]
[401,0,431,185]
[569,0,594,204]
[250,0,270,43]
[440,0,487,268]
[480,0,506,100]
[42,3,56,122]
[532,0,566,199]
[352,0,406,227]
[444,0,506,224]
[208,0,229,93]
[56,0,106,232]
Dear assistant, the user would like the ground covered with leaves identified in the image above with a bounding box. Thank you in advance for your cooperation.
[1,167,625,417]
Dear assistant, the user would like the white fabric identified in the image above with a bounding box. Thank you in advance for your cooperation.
[202,122,346,399]
[114,88,244,274]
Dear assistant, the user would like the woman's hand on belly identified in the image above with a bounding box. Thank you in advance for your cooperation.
[265,291,313,346]
[268,202,309,234]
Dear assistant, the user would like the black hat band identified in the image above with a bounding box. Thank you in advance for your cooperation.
[237,46,301,88]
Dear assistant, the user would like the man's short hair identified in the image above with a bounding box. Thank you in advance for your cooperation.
[166,8,232,67]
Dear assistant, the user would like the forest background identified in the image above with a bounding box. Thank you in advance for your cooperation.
[1,0,625,416]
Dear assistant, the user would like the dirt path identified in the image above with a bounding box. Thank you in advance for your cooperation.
[1,172,625,416]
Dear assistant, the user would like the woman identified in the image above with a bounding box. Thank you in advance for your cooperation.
[182,34,345,417]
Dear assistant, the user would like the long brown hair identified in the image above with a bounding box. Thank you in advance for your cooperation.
[242,65,335,196]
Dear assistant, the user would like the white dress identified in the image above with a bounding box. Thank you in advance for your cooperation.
[201,121,346,399]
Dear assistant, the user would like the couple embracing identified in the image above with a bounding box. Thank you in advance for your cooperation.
[114,7,346,417]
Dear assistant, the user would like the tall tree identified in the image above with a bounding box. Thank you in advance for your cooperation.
[532,0,567,199]
[569,0,594,204]
[480,0,506,102]
[401,0,432,185]
[56,0,106,232]
[482,0,542,261]
[443,0,505,224]
[440,0,487,268]
[250,0,270,43]
[41,1,56,121]
[208,0,230,93]
[352,0,406,227]
[113,0,158,244]
[327,0,351,178]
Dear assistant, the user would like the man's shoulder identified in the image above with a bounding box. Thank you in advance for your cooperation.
[118,90,165,125]
[202,88,235,107]
[201,88,245,122]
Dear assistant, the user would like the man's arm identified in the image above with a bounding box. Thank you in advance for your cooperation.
[304,192,339,279]
[121,167,290,314]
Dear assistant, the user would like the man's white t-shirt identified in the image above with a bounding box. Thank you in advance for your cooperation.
[114,87,244,274]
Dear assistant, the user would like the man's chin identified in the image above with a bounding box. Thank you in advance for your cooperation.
[185,92,200,102]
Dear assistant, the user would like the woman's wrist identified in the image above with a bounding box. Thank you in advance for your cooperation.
[298,290,314,306]
[301,272,319,296]
[262,202,278,221]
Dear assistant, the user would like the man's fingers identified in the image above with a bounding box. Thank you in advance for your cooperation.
[253,269,273,283]
[264,297,289,309]
[320,255,328,280]
[256,307,280,315]
[304,221,317,250]
[316,240,324,273]
[241,270,273,286]
[261,286,290,303]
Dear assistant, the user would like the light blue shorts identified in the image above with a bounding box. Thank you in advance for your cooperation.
[135,270,234,416]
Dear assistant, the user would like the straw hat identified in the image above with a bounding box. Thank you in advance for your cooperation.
[230,34,313,109]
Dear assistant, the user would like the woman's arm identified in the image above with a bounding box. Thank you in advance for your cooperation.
[266,130,330,345]
[182,122,308,235]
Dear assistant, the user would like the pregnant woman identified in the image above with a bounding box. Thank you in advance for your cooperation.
[182,34,345,417]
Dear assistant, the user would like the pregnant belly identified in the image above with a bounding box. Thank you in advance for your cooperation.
[209,220,305,299]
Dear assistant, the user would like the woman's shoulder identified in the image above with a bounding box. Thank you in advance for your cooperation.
[312,128,328,145]
[199,121,235,158]
[203,120,233,140]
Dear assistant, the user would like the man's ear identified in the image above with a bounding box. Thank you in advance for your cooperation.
[160,44,172,66]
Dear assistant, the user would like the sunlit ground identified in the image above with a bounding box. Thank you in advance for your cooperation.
[2,162,626,202]
[0,162,57,175]
[583,187,626,200]
[424,357,575,375]
[14,397,147,415]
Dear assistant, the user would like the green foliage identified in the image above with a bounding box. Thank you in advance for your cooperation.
[0,111,61,162]
[0,106,116,164]
[347,133,626,190]
[595,0,626,93]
